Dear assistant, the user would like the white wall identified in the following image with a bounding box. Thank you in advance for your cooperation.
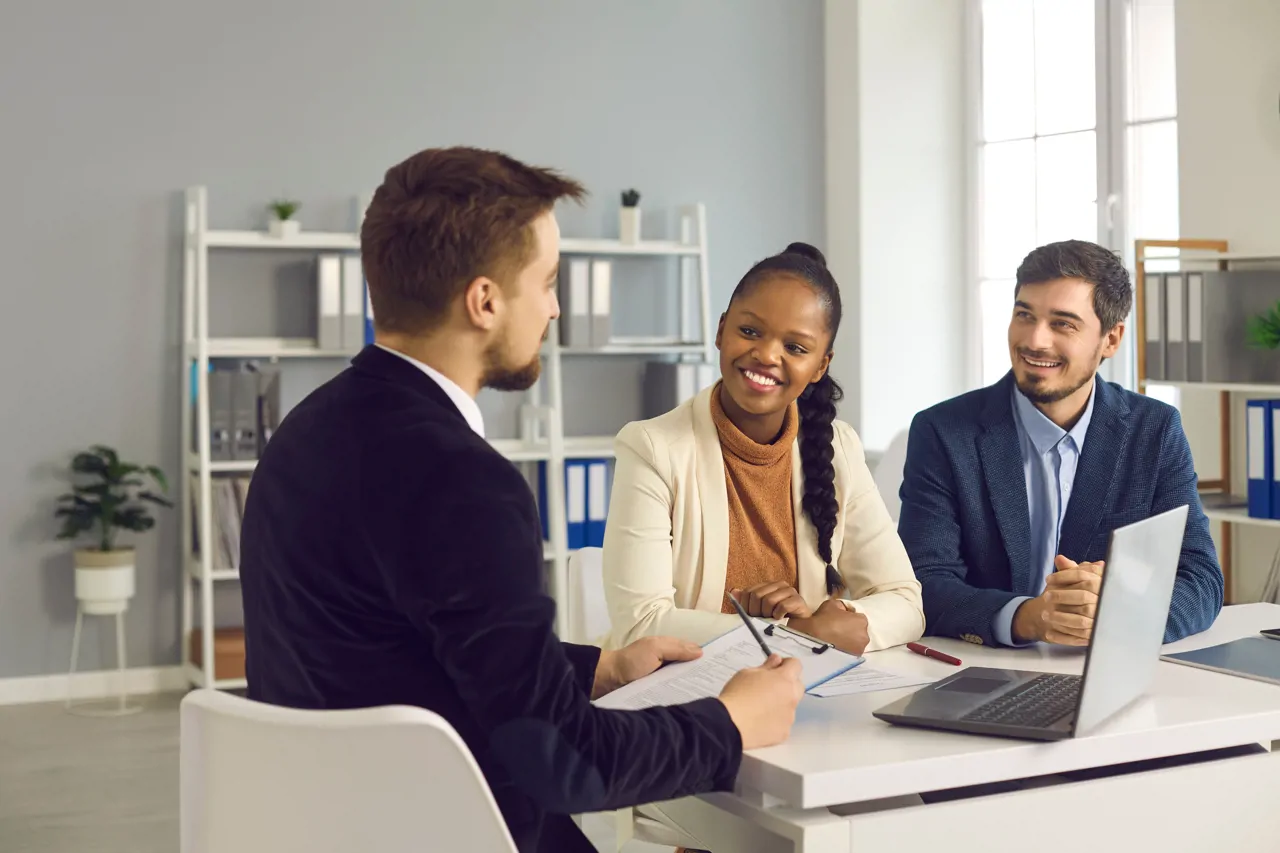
[825,0,969,453]
[1176,0,1280,601]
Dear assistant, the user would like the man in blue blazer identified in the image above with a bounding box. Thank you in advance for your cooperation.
[899,239,1223,648]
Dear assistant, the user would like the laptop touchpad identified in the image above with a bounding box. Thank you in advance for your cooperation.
[937,675,1007,694]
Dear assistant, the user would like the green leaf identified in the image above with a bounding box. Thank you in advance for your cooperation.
[146,466,169,491]
[138,491,175,508]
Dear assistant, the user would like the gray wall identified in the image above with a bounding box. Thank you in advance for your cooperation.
[0,0,824,678]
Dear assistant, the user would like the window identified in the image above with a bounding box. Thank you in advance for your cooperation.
[972,0,1179,391]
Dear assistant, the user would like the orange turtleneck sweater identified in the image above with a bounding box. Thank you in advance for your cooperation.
[709,383,800,614]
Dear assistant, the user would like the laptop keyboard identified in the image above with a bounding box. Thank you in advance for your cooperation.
[961,673,1082,729]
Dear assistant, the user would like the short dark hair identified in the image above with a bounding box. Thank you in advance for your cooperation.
[1015,239,1132,331]
[361,146,586,334]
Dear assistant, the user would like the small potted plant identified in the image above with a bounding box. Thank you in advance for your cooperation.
[54,446,172,615]
[619,189,641,245]
[1246,302,1280,352]
[268,199,301,238]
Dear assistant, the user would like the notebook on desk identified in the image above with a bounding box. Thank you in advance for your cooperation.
[1161,637,1280,686]
[593,621,863,711]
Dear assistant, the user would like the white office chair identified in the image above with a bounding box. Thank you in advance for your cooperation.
[871,428,911,523]
[180,688,517,853]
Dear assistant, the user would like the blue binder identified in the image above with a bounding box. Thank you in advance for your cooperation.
[585,459,609,548]
[537,461,588,549]
[363,281,375,345]
[1270,402,1280,521]
[1247,399,1272,519]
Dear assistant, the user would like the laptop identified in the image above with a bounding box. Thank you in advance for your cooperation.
[873,504,1190,741]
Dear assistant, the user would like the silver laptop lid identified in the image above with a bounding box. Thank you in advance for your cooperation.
[1073,504,1189,735]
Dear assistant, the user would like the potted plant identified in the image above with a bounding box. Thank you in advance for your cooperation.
[54,446,172,615]
[619,189,641,245]
[268,198,301,238]
[1246,302,1280,352]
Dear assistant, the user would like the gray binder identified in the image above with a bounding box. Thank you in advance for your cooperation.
[590,259,612,347]
[1185,273,1204,382]
[208,369,234,461]
[317,255,342,350]
[1164,273,1186,381]
[1144,273,1164,381]
[230,370,260,460]
[341,256,364,353]
[1194,269,1280,383]
[559,258,590,346]
[643,361,717,419]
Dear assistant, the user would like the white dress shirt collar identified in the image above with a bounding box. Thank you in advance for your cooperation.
[374,344,485,438]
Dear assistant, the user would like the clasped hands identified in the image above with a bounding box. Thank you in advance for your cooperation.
[1012,555,1105,646]
[729,581,871,656]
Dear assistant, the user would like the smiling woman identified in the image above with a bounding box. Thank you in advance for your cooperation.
[599,242,925,660]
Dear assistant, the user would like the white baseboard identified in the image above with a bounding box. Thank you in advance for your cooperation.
[0,666,188,707]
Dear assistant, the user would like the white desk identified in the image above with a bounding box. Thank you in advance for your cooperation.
[649,603,1280,853]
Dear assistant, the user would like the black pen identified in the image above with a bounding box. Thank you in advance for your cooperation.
[727,592,773,659]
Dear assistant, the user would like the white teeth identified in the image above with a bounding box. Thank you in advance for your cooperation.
[1024,357,1061,368]
[744,369,779,386]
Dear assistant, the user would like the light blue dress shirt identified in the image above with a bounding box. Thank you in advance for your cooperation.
[991,383,1097,646]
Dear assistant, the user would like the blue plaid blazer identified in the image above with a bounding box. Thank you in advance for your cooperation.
[898,372,1223,647]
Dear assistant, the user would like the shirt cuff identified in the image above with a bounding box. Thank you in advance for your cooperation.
[992,596,1035,647]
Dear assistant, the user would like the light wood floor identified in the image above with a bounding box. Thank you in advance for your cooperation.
[0,691,669,852]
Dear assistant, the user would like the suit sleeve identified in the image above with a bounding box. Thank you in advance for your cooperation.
[375,451,742,816]
[1154,408,1224,642]
[831,423,925,651]
[601,423,741,647]
[898,412,1022,645]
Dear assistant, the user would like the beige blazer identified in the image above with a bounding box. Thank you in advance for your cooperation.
[601,385,925,652]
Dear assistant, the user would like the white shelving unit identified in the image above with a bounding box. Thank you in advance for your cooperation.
[181,187,713,689]
[1134,238,1280,601]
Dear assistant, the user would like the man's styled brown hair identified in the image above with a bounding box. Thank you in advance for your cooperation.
[361,146,586,334]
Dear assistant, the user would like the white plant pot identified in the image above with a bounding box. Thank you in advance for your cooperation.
[619,206,641,245]
[268,218,300,239]
[73,548,135,616]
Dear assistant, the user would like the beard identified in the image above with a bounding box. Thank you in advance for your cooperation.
[480,324,548,392]
[1014,345,1102,404]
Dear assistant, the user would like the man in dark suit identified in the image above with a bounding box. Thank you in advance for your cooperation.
[898,239,1223,649]
[239,146,803,853]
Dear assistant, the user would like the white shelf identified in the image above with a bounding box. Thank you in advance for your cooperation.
[189,337,355,359]
[559,344,708,357]
[1204,505,1280,529]
[188,558,238,582]
[558,238,700,256]
[490,435,617,462]
[188,455,257,473]
[203,230,359,251]
[1143,380,1280,395]
[1140,251,1280,264]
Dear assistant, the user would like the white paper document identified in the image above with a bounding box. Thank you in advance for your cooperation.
[807,666,938,697]
[594,622,862,711]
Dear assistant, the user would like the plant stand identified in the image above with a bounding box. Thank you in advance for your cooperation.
[65,605,141,717]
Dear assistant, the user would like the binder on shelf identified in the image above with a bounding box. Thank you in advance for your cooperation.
[1247,399,1272,519]
[208,369,234,461]
[1271,402,1280,522]
[317,255,342,350]
[560,258,590,346]
[643,361,718,419]
[1144,272,1164,381]
[586,459,609,548]
[1185,273,1204,382]
[566,460,587,549]
[1164,272,1186,381]
[589,259,612,346]
[230,369,260,460]
[341,256,365,353]
[1192,270,1280,384]
[364,281,375,346]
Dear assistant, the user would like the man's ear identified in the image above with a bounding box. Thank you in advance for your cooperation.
[714,312,726,349]
[461,275,501,331]
[1101,321,1125,359]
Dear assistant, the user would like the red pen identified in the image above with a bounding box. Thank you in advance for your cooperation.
[907,642,962,666]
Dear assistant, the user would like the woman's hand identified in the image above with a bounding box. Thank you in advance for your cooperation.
[788,600,870,656]
[732,581,813,620]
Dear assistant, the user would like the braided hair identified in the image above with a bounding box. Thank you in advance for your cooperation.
[728,242,846,595]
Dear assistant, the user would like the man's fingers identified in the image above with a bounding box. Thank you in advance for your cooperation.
[1046,588,1098,607]
[760,653,786,669]
[1046,569,1103,589]
[1043,629,1090,647]
[1043,611,1093,638]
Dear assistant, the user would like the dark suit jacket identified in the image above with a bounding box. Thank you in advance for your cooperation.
[239,346,742,853]
[897,372,1223,647]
